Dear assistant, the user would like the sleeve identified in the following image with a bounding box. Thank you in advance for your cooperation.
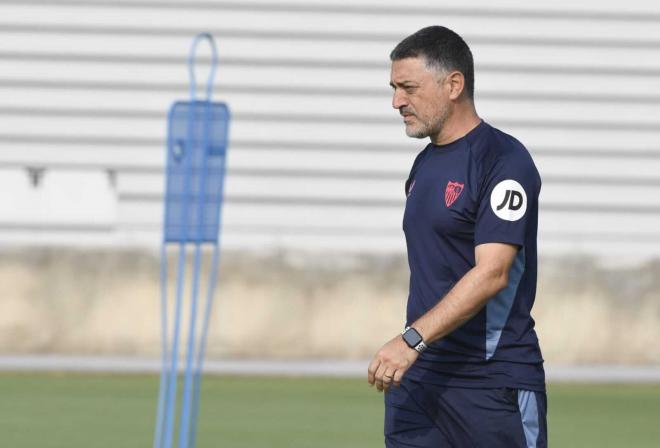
[474,154,540,247]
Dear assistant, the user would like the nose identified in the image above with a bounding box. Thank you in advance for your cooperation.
[392,88,408,110]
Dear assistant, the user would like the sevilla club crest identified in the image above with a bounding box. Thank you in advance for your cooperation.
[445,181,464,207]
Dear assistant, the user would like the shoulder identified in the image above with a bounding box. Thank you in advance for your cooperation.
[467,122,540,185]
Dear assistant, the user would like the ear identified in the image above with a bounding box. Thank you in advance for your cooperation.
[445,71,465,100]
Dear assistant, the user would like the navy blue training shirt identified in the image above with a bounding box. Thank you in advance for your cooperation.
[403,120,545,391]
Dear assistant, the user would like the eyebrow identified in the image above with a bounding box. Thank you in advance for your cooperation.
[389,81,419,88]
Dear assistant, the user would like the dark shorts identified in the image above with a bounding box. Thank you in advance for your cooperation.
[384,377,547,447]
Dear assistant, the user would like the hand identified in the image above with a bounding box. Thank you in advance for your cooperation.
[367,334,419,392]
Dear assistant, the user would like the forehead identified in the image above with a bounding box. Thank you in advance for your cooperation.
[390,57,434,83]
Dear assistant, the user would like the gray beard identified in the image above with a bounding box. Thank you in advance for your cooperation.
[405,123,432,139]
[405,116,445,139]
[402,104,451,139]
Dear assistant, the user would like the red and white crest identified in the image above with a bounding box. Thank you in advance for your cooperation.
[445,181,464,207]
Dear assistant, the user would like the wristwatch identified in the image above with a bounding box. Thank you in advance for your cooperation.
[401,326,427,353]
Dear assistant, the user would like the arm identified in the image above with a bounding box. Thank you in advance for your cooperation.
[367,242,519,392]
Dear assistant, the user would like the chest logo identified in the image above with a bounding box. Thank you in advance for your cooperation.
[445,181,465,207]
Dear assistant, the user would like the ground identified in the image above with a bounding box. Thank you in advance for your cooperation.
[1,373,659,447]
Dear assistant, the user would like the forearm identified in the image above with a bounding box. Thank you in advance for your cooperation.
[412,264,508,344]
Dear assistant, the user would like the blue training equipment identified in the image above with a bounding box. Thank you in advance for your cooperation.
[153,33,230,448]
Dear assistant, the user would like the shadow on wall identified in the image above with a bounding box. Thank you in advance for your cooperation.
[0,248,658,364]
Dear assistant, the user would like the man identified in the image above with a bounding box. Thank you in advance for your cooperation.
[367,26,547,447]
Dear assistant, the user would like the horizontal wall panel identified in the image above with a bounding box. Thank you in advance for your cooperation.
[3,111,659,144]
[117,201,406,230]
[3,2,660,43]
[115,198,660,233]
[3,142,660,187]
[113,174,660,209]
[4,67,660,100]
[3,82,660,126]
[3,53,660,88]
[118,175,404,201]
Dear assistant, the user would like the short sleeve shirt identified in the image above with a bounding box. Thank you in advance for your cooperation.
[403,120,545,391]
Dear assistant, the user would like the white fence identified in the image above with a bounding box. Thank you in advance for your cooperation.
[1,0,660,260]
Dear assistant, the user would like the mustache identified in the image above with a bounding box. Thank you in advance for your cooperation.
[399,108,416,117]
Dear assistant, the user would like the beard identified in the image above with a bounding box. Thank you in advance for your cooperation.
[405,118,432,138]
[402,108,450,139]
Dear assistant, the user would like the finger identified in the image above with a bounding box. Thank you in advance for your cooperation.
[382,369,396,392]
[374,363,388,392]
[367,358,381,386]
[392,368,405,388]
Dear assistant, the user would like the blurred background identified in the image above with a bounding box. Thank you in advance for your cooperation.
[0,0,659,446]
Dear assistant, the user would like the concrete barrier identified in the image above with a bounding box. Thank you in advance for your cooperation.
[1,248,658,364]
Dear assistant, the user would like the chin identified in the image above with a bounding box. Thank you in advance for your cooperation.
[405,126,430,139]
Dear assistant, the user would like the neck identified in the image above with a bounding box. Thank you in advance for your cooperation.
[429,101,481,146]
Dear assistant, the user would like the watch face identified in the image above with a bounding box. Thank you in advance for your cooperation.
[403,328,422,348]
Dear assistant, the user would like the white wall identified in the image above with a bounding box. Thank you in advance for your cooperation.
[1,0,659,261]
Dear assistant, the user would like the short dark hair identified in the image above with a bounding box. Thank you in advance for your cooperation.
[390,26,474,99]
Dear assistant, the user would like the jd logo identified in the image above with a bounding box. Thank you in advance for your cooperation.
[490,180,527,221]
[496,189,524,211]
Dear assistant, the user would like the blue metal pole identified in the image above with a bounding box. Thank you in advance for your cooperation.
[163,100,196,448]
[177,241,204,448]
[187,242,221,448]
[162,241,187,448]
[179,33,224,448]
[178,98,213,448]
[153,243,170,448]
[188,124,228,448]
